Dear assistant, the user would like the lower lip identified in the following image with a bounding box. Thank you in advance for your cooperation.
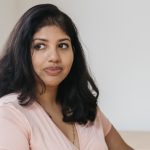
[44,68,62,76]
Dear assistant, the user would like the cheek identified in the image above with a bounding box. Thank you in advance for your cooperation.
[66,52,74,69]
[31,55,43,74]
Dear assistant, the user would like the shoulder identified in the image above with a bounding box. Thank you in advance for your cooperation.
[0,92,19,105]
[0,92,30,112]
[0,92,33,113]
[0,93,32,133]
[0,93,31,150]
[0,92,21,112]
[0,93,26,115]
[95,106,112,136]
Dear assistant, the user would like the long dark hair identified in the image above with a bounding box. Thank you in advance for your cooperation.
[0,4,99,124]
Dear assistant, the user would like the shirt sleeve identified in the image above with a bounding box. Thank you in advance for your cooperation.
[97,106,112,136]
[0,105,30,150]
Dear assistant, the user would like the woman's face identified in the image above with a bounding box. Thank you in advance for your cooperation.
[31,25,74,89]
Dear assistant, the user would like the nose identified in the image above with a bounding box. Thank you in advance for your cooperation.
[47,47,60,63]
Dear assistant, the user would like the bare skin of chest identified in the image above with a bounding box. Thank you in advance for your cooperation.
[46,107,80,149]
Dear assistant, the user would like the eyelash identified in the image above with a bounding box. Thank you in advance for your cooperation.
[58,43,69,49]
[32,42,69,51]
[33,43,46,50]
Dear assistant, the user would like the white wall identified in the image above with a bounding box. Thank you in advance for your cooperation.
[0,0,18,51]
[1,0,150,131]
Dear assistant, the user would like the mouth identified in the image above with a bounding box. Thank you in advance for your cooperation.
[44,66,63,76]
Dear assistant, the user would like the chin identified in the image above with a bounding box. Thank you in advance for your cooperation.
[44,80,62,87]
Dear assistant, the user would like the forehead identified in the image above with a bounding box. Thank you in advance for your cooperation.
[33,25,70,40]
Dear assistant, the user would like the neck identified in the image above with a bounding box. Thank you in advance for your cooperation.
[36,85,58,108]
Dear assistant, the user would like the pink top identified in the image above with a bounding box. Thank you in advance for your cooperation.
[0,93,111,150]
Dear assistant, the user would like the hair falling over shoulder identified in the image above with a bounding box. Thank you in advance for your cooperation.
[0,4,99,125]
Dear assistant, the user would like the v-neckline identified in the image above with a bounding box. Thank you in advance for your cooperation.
[33,101,80,150]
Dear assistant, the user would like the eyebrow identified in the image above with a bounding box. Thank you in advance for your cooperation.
[32,38,71,42]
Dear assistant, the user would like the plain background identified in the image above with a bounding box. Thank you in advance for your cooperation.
[0,0,150,131]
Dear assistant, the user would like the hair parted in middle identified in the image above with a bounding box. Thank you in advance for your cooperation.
[0,4,99,124]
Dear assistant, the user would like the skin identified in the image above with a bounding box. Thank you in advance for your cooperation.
[105,126,134,149]
[31,25,74,106]
[31,25,133,149]
[31,25,80,148]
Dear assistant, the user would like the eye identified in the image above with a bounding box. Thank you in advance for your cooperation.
[33,43,46,50]
[58,43,69,49]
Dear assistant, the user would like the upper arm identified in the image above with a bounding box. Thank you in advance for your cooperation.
[105,125,134,150]
[0,106,30,150]
[97,107,112,136]
[97,107,134,149]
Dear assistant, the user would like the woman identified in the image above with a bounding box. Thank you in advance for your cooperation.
[0,4,133,150]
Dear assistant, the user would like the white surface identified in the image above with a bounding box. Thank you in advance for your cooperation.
[120,131,150,150]
[1,0,150,131]
[0,0,18,51]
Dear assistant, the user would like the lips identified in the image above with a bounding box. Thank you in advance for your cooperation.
[44,66,63,76]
